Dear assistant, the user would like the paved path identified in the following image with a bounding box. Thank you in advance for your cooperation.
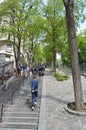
[1,73,86,130]
[42,74,86,130]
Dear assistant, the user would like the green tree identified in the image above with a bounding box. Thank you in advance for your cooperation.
[42,0,65,72]
[63,0,85,111]
[33,45,44,64]
[0,0,42,65]
[43,43,53,65]
[21,14,46,65]
[77,31,86,64]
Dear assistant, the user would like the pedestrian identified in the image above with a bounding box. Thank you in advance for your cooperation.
[17,64,22,76]
[31,75,39,110]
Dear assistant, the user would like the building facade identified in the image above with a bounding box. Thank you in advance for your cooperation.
[0,40,15,66]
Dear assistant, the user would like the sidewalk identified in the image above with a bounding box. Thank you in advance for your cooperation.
[39,74,86,130]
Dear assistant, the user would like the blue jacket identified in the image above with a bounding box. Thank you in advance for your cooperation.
[31,79,38,91]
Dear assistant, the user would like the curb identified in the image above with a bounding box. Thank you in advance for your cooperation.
[64,104,86,116]
[38,76,46,130]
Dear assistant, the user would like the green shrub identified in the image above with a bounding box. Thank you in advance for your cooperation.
[54,72,69,81]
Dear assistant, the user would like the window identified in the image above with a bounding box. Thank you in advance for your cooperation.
[6,44,12,52]
[6,55,10,61]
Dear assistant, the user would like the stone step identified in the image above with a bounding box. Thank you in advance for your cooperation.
[3,116,38,123]
[3,112,39,117]
[4,103,40,111]
[1,122,38,129]
[4,107,40,113]
[5,100,40,109]
[0,128,36,130]
[13,99,40,103]
[12,98,41,104]
[9,102,40,107]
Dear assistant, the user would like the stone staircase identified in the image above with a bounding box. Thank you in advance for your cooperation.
[0,76,42,130]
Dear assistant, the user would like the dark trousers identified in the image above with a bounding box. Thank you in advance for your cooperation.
[32,91,38,107]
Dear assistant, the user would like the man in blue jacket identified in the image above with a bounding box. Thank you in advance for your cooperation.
[31,76,39,110]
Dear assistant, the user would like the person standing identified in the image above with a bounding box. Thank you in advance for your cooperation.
[31,76,39,110]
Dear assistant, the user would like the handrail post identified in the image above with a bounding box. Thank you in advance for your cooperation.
[23,75,24,86]
[18,81,20,94]
[0,104,3,122]
[11,91,14,105]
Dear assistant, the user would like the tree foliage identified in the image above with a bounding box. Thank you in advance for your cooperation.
[0,0,86,68]
[77,30,86,64]
[0,0,44,66]
[41,0,66,71]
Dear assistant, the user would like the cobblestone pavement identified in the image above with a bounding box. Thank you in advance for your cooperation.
[44,75,86,130]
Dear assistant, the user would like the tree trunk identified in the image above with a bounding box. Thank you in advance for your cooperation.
[52,44,56,72]
[17,37,21,66]
[52,28,56,72]
[12,36,17,68]
[63,0,85,111]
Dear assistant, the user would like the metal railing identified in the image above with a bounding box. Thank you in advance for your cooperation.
[0,61,14,85]
[0,76,23,122]
[58,63,86,75]
[80,63,86,74]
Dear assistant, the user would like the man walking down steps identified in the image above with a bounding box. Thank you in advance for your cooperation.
[31,75,39,110]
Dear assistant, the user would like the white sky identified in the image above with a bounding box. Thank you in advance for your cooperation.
[79,22,86,31]
[0,0,4,3]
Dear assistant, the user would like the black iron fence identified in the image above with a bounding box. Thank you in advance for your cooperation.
[79,63,86,73]
[0,61,25,122]
[0,61,14,85]
[0,76,23,122]
[58,63,86,75]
